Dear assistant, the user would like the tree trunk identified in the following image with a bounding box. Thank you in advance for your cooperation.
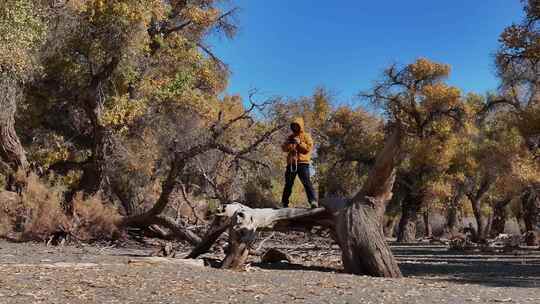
[466,176,493,242]
[471,198,486,242]
[112,180,141,216]
[522,184,539,233]
[397,195,419,243]
[337,202,401,277]
[0,76,28,172]
[423,209,432,238]
[490,198,511,237]
[486,212,493,238]
[187,216,232,259]
[336,128,402,277]
[446,184,465,237]
[446,207,461,237]
[383,215,398,238]
[76,58,120,196]
[77,126,109,195]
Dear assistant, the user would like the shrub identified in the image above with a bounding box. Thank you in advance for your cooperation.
[0,172,122,242]
[17,173,69,240]
[72,193,121,241]
[0,190,20,236]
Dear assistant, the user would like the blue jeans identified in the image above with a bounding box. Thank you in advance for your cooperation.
[281,163,317,207]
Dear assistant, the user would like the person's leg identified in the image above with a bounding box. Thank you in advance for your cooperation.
[281,166,297,208]
[297,163,317,207]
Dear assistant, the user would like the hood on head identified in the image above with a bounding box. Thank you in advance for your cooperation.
[290,117,305,132]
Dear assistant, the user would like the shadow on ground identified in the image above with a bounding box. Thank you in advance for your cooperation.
[252,261,339,273]
[393,244,540,288]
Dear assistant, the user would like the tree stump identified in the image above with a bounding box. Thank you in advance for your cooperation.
[337,201,401,277]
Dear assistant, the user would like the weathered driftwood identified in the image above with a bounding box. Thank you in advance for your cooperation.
[189,128,403,278]
[187,203,333,268]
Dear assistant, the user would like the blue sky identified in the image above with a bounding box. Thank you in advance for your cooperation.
[210,1,524,105]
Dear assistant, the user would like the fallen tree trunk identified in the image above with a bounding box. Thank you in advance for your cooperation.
[189,203,333,268]
[222,204,332,269]
[189,128,403,278]
[188,200,402,277]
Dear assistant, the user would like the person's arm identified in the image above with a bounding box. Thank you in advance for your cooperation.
[296,134,313,154]
[282,138,295,152]
[281,142,291,152]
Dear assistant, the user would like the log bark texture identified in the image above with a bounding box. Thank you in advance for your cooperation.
[0,76,28,172]
[336,128,402,277]
[490,197,511,238]
[423,209,432,238]
[470,197,487,242]
[446,185,465,237]
[221,204,332,269]
[383,215,398,238]
[522,184,539,232]
[397,193,419,243]
[77,58,120,196]
[466,177,493,242]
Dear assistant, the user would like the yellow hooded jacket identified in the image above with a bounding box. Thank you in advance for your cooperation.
[281,117,314,165]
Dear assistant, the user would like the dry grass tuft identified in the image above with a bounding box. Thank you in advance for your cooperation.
[0,173,70,240]
[0,190,20,236]
[72,193,121,240]
[0,172,122,242]
[22,173,69,240]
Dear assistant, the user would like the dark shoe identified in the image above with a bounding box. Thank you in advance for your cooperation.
[309,201,318,209]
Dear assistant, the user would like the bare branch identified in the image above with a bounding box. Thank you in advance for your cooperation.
[163,21,192,36]
[197,42,227,69]
[212,8,239,39]
[179,183,204,224]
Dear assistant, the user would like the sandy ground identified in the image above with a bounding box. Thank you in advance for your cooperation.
[1,234,539,304]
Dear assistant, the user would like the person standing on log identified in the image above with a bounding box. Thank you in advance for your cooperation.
[281,117,317,208]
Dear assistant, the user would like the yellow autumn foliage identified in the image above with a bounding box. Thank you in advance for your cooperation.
[421,83,461,112]
[183,5,221,27]
[408,58,451,80]
[0,0,46,78]
[102,95,147,131]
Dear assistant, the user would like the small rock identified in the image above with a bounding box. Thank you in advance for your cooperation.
[261,248,291,263]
